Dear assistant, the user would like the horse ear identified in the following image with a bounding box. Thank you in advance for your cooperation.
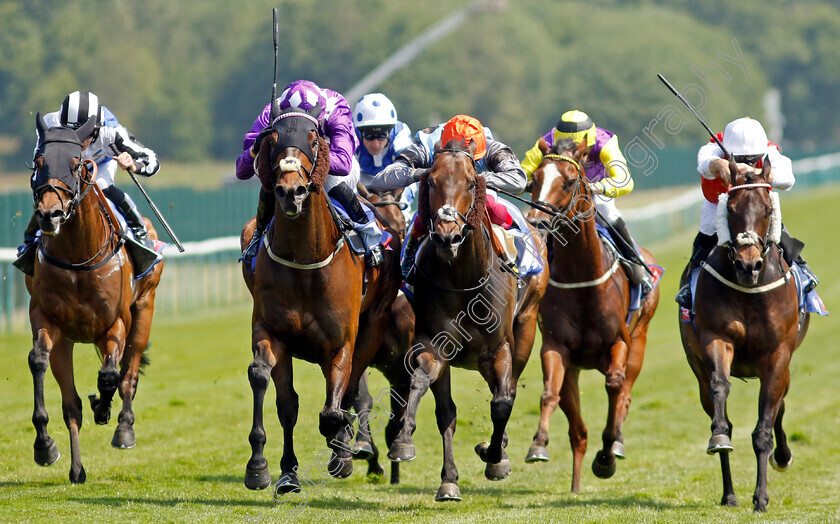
[306,102,322,120]
[270,99,281,123]
[433,140,443,153]
[574,136,588,159]
[761,156,771,179]
[76,115,96,142]
[467,138,478,159]
[35,112,47,144]
[728,154,739,180]
[538,137,550,154]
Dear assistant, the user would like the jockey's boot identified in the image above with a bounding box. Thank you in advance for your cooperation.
[401,233,420,284]
[328,183,369,224]
[242,187,275,263]
[12,213,39,276]
[675,232,717,308]
[779,225,818,293]
[366,244,385,268]
[611,218,653,294]
[118,199,162,278]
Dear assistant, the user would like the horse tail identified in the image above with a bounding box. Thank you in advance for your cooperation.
[139,343,151,375]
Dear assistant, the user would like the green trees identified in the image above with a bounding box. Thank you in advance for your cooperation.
[0,0,837,170]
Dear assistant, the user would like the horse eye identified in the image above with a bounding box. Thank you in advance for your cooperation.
[468,180,476,190]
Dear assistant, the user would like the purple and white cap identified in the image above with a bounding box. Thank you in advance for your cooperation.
[277,80,326,117]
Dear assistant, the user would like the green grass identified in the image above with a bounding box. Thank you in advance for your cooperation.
[1,186,838,523]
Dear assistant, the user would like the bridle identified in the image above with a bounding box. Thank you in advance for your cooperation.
[268,110,321,202]
[718,182,776,262]
[427,148,477,241]
[535,153,594,224]
[32,145,97,223]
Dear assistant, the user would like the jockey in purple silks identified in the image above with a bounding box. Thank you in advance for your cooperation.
[236,80,385,267]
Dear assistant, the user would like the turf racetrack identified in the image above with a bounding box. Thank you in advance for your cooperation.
[1,185,838,523]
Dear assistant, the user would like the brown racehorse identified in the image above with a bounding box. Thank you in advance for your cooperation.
[524,137,660,493]
[678,158,809,512]
[239,107,401,494]
[352,183,414,485]
[387,139,549,502]
[26,113,163,483]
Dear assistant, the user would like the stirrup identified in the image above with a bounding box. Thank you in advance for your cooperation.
[366,245,385,268]
[241,230,263,263]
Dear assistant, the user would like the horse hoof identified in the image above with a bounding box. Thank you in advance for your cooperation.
[592,451,616,479]
[34,440,60,466]
[244,464,271,490]
[525,444,549,463]
[273,472,301,496]
[70,465,86,484]
[770,450,793,472]
[352,441,374,460]
[611,441,626,459]
[706,434,734,455]
[485,459,512,481]
[721,494,738,507]
[111,427,136,449]
[328,453,353,479]
[387,442,415,462]
[434,482,462,502]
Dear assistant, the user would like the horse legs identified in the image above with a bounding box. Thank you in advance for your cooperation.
[272,344,302,494]
[592,339,628,479]
[29,324,61,469]
[388,342,438,463]
[428,365,461,501]
[612,326,649,460]
[557,368,587,492]
[699,338,737,507]
[526,343,568,463]
[351,374,379,468]
[770,400,793,471]
[112,302,155,449]
[475,341,514,481]
[91,320,128,425]
[49,338,86,483]
[752,350,792,512]
[244,324,277,490]
[384,379,409,484]
[321,340,355,479]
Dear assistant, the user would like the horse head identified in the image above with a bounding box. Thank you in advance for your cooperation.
[417,138,485,261]
[527,136,593,229]
[32,112,97,236]
[257,105,329,218]
[360,185,407,239]
[718,157,779,286]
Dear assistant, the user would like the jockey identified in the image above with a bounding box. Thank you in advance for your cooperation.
[521,110,652,293]
[353,93,416,223]
[675,117,819,308]
[369,114,526,282]
[15,91,162,276]
[236,79,385,268]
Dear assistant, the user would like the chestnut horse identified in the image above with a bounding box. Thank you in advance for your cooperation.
[26,113,163,483]
[678,159,809,512]
[524,138,660,493]
[239,107,401,494]
[387,139,549,502]
[357,184,407,240]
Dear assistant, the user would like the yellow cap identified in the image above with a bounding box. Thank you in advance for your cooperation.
[553,110,596,147]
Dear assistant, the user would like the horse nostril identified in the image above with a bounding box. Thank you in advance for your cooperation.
[754,260,762,273]
[430,232,444,246]
[275,187,287,199]
[50,209,64,220]
[450,234,463,246]
[294,185,308,197]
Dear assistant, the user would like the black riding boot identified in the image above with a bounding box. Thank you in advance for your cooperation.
[118,198,153,249]
[779,224,818,293]
[675,232,717,308]
[328,183,369,224]
[12,213,40,275]
[242,187,275,263]
[401,233,420,283]
[611,218,652,293]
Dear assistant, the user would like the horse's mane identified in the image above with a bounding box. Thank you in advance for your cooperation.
[415,159,486,236]
[257,135,330,192]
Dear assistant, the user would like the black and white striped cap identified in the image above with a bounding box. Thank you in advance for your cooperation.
[60,91,102,129]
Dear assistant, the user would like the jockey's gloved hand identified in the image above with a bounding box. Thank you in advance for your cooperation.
[251,127,275,156]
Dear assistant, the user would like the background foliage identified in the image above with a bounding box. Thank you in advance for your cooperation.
[1,0,838,169]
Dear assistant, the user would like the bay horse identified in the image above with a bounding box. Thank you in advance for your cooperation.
[26,113,163,483]
[386,139,549,501]
[352,183,414,485]
[678,158,809,512]
[524,137,660,493]
[239,106,401,494]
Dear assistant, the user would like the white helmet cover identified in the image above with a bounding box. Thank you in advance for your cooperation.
[722,117,768,157]
[354,93,398,129]
[60,91,102,129]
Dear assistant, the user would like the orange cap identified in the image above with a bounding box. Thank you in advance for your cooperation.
[441,115,487,160]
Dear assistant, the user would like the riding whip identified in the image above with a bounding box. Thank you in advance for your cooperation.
[109,144,185,252]
[657,73,731,158]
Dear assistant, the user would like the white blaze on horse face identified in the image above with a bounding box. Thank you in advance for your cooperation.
[539,163,562,203]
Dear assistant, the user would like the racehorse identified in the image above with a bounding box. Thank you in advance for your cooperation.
[386,138,549,501]
[523,137,660,493]
[352,183,414,485]
[26,113,163,483]
[678,158,809,512]
[239,106,401,494]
